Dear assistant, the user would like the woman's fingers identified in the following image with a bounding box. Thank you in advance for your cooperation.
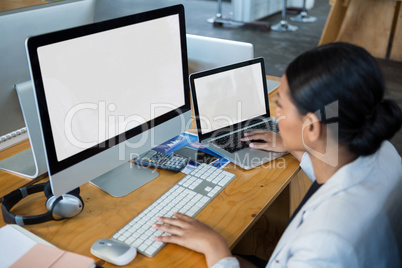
[153,221,182,236]
[241,131,286,152]
[152,213,200,236]
[242,130,277,142]
[242,131,269,141]
[152,213,233,266]
[155,213,193,227]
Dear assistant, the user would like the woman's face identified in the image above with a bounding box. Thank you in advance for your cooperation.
[276,75,306,152]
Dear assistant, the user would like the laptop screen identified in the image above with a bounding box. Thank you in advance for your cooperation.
[190,58,269,137]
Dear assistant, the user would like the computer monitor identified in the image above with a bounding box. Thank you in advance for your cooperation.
[0,0,95,139]
[25,4,191,197]
[0,0,95,177]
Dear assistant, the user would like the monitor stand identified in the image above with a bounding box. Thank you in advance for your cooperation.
[90,163,159,197]
[0,81,47,178]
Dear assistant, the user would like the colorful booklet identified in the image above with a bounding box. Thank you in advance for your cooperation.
[152,132,230,173]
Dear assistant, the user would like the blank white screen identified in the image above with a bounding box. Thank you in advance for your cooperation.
[37,14,185,161]
[194,63,266,134]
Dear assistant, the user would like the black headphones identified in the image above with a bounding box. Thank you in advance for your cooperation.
[1,182,84,225]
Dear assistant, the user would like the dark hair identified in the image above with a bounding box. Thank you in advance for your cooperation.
[285,42,402,156]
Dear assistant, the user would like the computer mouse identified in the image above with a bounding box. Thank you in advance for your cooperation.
[90,238,137,266]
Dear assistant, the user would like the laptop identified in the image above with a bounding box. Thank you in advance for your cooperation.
[190,58,286,170]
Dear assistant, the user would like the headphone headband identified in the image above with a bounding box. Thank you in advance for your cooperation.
[1,182,83,225]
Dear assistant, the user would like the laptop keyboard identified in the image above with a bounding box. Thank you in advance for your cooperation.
[211,121,279,153]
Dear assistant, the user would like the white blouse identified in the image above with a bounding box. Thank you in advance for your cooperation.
[212,141,402,268]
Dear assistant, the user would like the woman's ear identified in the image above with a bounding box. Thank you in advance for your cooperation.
[302,111,339,167]
[302,112,322,144]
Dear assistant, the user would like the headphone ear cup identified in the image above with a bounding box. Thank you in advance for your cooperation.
[46,195,59,211]
[46,194,83,220]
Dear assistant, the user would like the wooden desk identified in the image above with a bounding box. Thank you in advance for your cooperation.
[0,0,50,12]
[0,77,307,267]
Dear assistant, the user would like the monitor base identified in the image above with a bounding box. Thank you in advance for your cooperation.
[90,162,159,197]
[0,148,38,178]
[0,81,48,179]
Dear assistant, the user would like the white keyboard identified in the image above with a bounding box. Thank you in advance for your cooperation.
[111,163,236,257]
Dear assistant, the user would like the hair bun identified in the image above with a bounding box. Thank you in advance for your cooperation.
[348,99,402,156]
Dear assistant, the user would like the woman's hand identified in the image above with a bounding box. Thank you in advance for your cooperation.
[152,212,232,267]
[241,131,287,152]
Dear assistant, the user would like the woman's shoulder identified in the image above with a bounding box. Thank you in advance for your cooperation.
[297,173,402,267]
[337,141,401,187]
[301,141,402,236]
[372,141,401,171]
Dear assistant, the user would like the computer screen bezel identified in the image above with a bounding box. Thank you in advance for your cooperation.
[26,4,190,176]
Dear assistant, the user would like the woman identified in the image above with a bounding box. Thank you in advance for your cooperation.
[152,43,402,267]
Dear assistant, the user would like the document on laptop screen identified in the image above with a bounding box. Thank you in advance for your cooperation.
[193,62,266,134]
